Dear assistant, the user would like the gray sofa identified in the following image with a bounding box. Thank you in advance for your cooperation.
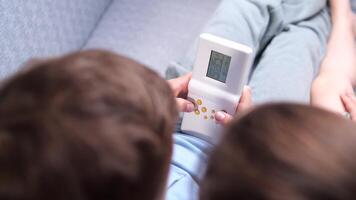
[0,0,221,79]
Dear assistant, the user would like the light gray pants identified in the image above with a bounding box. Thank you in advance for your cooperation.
[168,0,331,104]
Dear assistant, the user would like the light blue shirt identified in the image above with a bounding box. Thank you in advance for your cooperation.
[166,133,212,200]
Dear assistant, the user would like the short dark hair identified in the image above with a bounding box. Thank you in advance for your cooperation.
[201,103,356,200]
[0,50,178,200]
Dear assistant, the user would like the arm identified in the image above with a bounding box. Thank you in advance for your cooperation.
[311,0,356,113]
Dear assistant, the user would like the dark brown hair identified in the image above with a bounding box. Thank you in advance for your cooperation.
[0,50,178,200]
[201,103,356,200]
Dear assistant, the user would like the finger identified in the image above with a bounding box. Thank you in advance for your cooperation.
[342,94,356,111]
[168,73,192,97]
[180,72,193,80]
[342,95,356,121]
[215,111,234,125]
[176,98,195,112]
[175,72,192,97]
[341,94,356,121]
[237,86,253,113]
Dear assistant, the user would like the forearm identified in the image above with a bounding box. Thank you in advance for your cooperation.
[311,0,356,113]
[319,0,356,84]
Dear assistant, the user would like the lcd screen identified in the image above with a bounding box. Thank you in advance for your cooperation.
[206,51,231,83]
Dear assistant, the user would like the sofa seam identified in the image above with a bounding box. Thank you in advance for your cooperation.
[80,0,114,49]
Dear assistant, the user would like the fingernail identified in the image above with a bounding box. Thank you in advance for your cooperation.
[215,111,226,121]
[244,85,251,92]
[186,103,195,112]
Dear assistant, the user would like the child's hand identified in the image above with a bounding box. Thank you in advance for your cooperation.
[214,86,253,125]
[168,73,196,112]
[311,74,355,114]
[341,93,356,122]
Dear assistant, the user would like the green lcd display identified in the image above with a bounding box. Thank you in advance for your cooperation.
[206,51,231,83]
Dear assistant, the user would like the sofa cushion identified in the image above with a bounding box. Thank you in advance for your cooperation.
[0,0,112,79]
[83,0,221,76]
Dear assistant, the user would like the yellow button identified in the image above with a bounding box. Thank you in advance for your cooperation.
[196,99,203,106]
[204,115,208,120]
[201,107,207,113]
[195,110,200,115]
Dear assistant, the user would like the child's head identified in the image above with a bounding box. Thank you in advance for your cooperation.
[0,50,178,200]
[201,103,356,200]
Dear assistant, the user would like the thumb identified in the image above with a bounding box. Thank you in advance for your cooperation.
[215,111,234,125]
[176,98,196,112]
[341,94,356,121]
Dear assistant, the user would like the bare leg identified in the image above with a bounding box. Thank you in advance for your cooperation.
[311,0,356,113]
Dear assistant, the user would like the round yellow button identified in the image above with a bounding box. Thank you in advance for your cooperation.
[196,99,203,106]
[201,107,207,113]
[195,110,200,115]
[204,115,208,120]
